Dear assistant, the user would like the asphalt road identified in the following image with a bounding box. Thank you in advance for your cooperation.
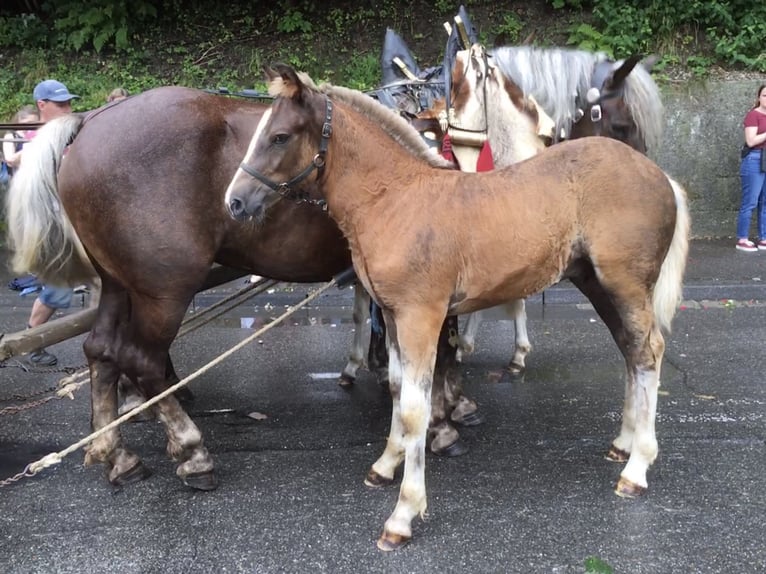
[0,239,765,574]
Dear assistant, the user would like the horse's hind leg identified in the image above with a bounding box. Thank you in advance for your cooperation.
[128,294,217,490]
[571,272,663,496]
[84,285,151,485]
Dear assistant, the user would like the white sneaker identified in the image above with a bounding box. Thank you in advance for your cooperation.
[735,239,757,252]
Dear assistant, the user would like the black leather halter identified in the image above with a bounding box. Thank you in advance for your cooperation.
[239,97,333,209]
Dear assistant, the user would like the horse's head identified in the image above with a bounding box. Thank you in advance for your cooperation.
[571,55,651,153]
[226,64,330,221]
[449,44,551,167]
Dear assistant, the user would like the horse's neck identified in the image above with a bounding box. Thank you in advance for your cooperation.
[323,105,432,226]
[487,100,544,167]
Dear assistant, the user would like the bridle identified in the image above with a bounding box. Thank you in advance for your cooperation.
[444,49,491,148]
[238,97,333,209]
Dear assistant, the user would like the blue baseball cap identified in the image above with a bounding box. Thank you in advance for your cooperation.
[33,79,80,103]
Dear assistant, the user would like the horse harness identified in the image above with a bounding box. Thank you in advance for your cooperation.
[238,97,333,210]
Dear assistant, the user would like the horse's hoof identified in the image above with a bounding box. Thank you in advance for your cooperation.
[502,366,526,383]
[615,477,647,498]
[376,372,390,389]
[110,460,152,486]
[432,439,469,458]
[454,411,484,427]
[605,446,630,462]
[377,531,411,551]
[364,469,394,488]
[182,470,219,491]
[338,373,355,388]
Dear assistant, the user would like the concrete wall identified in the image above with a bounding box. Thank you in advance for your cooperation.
[652,80,761,239]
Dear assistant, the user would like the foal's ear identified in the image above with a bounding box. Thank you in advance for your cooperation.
[272,63,307,101]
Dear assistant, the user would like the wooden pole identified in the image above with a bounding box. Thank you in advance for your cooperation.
[0,266,250,361]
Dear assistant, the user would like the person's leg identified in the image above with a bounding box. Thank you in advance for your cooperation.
[27,285,73,366]
[757,170,766,246]
[28,297,56,327]
[737,152,761,250]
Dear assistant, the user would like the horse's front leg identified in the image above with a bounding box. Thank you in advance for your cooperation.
[455,310,481,362]
[339,284,370,386]
[375,306,442,551]
[505,298,532,375]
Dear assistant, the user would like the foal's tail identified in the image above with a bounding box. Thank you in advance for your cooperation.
[653,175,691,332]
[6,114,95,286]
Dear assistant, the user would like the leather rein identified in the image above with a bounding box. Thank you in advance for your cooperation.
[238,97,333,209]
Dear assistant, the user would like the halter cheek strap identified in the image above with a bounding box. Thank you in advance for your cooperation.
[239,97,333,209]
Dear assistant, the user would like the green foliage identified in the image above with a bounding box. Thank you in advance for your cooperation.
[492,13,524,45]
[584,556,614,574]
[46,0,157,52]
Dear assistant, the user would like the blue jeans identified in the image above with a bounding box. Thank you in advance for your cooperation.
[38,285,73,309]
[738,150,766,239]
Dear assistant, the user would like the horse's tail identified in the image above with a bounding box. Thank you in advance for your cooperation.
[653,174,690,332]
[5,114,95,286]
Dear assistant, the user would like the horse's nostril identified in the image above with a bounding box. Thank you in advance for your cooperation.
[228,197,246,219]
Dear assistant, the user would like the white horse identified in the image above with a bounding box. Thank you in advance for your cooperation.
[449,43,665,373]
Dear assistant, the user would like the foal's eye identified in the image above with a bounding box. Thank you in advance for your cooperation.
[272,133,289,145]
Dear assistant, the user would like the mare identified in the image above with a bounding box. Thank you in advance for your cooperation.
[5,85,474,488]
[5,87,367,489]
[225,65,690,549]
[448,43,665,374]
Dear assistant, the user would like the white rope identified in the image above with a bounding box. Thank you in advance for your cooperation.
[22,279,338,476]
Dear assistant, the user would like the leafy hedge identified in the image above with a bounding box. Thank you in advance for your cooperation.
[0,0,764,119]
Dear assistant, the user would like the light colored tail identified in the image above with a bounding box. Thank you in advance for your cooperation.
[653,175,691,332]
[5,114,95,286]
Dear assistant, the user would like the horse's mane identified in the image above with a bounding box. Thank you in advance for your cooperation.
[317,83,454,169]
[491,46,664,152]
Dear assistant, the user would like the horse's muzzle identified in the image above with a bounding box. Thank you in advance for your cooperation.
[227,196,263,222]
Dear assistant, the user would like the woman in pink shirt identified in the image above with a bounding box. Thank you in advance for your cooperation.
[737,84,766,252]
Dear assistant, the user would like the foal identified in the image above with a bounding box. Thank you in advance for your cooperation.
[225,66,689,550]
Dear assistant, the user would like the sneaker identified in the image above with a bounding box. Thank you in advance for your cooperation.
[758,240,766,251]
[28,348,58,366]
[735,239,758,252]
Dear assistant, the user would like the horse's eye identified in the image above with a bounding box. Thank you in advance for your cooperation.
[273,133,289,145]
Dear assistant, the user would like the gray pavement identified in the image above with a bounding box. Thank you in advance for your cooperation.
[0,239,765,574]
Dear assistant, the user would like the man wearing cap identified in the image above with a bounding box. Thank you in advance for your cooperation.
[25,79,79,366]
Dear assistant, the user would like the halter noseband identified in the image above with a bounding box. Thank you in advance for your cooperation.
[239,97,333,209]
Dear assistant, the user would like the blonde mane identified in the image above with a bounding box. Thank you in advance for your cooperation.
[318,83,454,169]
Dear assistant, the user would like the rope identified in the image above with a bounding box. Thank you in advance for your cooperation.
[5,279,337,484]
[0,277,278,410]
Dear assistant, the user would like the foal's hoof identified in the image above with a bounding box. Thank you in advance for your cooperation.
[182,470,219,491]
[377,531,411,552]
[338,373,355,388]
[364,469,394,488]
[615,477,647,498]
[453,410,485,427]
[110,460,153,487]
[605,446,630,463]
[432,439,469,458]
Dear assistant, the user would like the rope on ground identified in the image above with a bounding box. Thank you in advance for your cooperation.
[0,277,280,413]
[3,279,338,485]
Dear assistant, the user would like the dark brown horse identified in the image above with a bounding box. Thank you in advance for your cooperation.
[6,87,358,489]
[225,66,689,549]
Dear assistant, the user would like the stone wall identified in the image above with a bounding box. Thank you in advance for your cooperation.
[652,80,762,239]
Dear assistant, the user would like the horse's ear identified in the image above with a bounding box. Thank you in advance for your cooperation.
[266,63,306,101]
[607,54,642,89]
[263,65,280,82]
[641,54,659,72]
